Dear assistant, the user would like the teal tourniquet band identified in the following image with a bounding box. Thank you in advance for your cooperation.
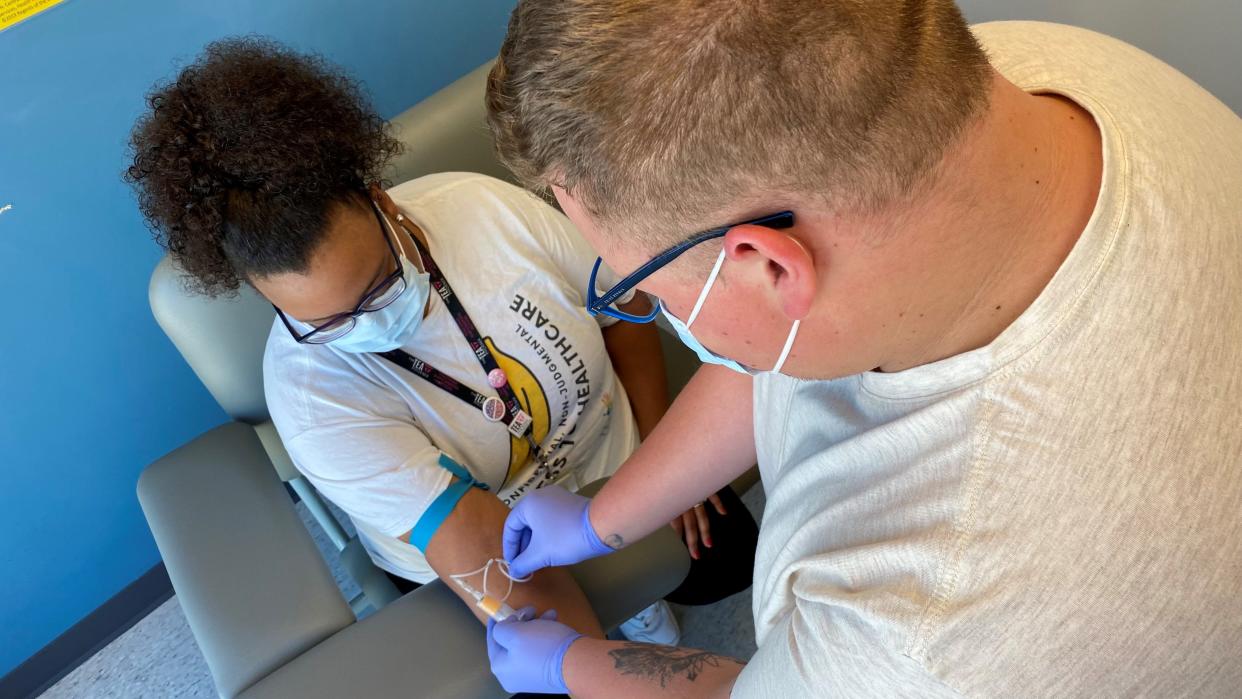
[409,454,488,552]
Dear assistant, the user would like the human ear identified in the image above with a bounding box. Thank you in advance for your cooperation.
[722,224,817,320]
[370,184,401,217]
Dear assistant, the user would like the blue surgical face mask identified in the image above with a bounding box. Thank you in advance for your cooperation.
[329,214,433,354]
[659,249,800,376]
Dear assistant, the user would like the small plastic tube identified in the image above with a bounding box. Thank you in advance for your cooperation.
[451,575,519,622]
[477,595,519,622]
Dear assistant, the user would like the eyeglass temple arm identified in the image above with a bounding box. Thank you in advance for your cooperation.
[592,210,794,310]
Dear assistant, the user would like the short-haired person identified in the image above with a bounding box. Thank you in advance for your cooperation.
[482,1,1242,696]
[125,38,760,656]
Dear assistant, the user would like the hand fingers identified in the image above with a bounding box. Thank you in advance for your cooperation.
[671,516,685,540]
[492,622,518,645]
[708,493,728,516]
[695,502,712,549]
[502,512,529,563]
[486,617,503,660]
[540,608,558,621]
[683,511,701,560]
[507,551,537,581]
[493,607,538,644]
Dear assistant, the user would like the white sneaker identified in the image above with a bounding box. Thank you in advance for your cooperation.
[618,600,681,645]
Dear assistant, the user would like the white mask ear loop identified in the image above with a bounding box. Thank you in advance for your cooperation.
[686,247,801,374]
[772,319,800,374]
[686,248,728,327]
[385,209,429,274]
[685,247,799,374]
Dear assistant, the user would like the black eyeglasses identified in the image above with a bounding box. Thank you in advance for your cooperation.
[275,202,408,344]
[586,211,795,323]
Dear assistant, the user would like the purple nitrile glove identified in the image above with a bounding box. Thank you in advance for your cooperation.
[487,606,583,695]
[502,485,616,579]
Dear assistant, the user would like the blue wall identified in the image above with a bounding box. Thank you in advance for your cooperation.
[0,0,515,677]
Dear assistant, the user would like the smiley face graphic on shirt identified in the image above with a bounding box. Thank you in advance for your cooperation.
[483,336,550,484]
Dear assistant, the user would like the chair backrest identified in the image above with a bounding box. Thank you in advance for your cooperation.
[383,61,514,186]
[149,262,276,424]
[148,60,505,429]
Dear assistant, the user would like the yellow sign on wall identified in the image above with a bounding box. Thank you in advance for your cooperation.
[0,0,66,32]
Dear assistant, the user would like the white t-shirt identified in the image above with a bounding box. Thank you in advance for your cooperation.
[264,173,639,582]
[736,22,1242,698]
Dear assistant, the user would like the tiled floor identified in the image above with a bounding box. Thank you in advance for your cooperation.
[39,597,216,699]
[40,487,764,697]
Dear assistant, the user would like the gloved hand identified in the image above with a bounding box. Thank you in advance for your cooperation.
[503,485,616,579]
[487,606,583,695]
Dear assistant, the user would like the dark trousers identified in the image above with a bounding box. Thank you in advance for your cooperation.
[664,484,759,606]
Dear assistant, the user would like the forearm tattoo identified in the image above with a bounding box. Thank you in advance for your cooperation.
[608,643,745,688]
[604,533,625,549]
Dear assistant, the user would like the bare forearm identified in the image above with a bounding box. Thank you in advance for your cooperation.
[563,638,742,699]
[602,318,670,440]
[420,487,603,637]
[589,364,756,548]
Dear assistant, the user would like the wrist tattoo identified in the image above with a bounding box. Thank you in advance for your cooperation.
[608,643,744,688]
[604,533,625,549]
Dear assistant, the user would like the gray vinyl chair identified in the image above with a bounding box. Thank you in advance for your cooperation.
[137,61,693,699]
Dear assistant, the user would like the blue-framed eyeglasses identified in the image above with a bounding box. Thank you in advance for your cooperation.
[587,211,795,323]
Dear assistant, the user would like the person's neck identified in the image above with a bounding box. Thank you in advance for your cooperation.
[385,207,436,319]
[871,73,1102,373]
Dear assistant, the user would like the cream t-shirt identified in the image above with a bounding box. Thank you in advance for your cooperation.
[264,173,638,582]
[736,22,1242,698]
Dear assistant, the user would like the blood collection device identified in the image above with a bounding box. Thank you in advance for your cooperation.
[452,576,520,622]
[477,594,520,622]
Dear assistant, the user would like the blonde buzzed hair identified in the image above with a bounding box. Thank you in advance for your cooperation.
[487,0,992,247]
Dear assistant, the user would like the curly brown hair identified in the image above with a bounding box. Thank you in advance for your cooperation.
[126,37,402,296]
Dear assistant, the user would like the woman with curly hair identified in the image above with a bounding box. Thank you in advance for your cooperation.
[126,38,757,648]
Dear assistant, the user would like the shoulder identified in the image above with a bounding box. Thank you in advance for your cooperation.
[262,316,333,390]
[263,318,324,437]
[262,317,309,398]
[387,172,547,224]
[387,173,581,269]
[973,21,1239,155]
[972,21,1195,92]
[971,21,1137,57]
[262,318,401,441]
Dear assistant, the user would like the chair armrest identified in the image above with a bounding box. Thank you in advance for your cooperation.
[238,487,690,699]
[137,421,355,698]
